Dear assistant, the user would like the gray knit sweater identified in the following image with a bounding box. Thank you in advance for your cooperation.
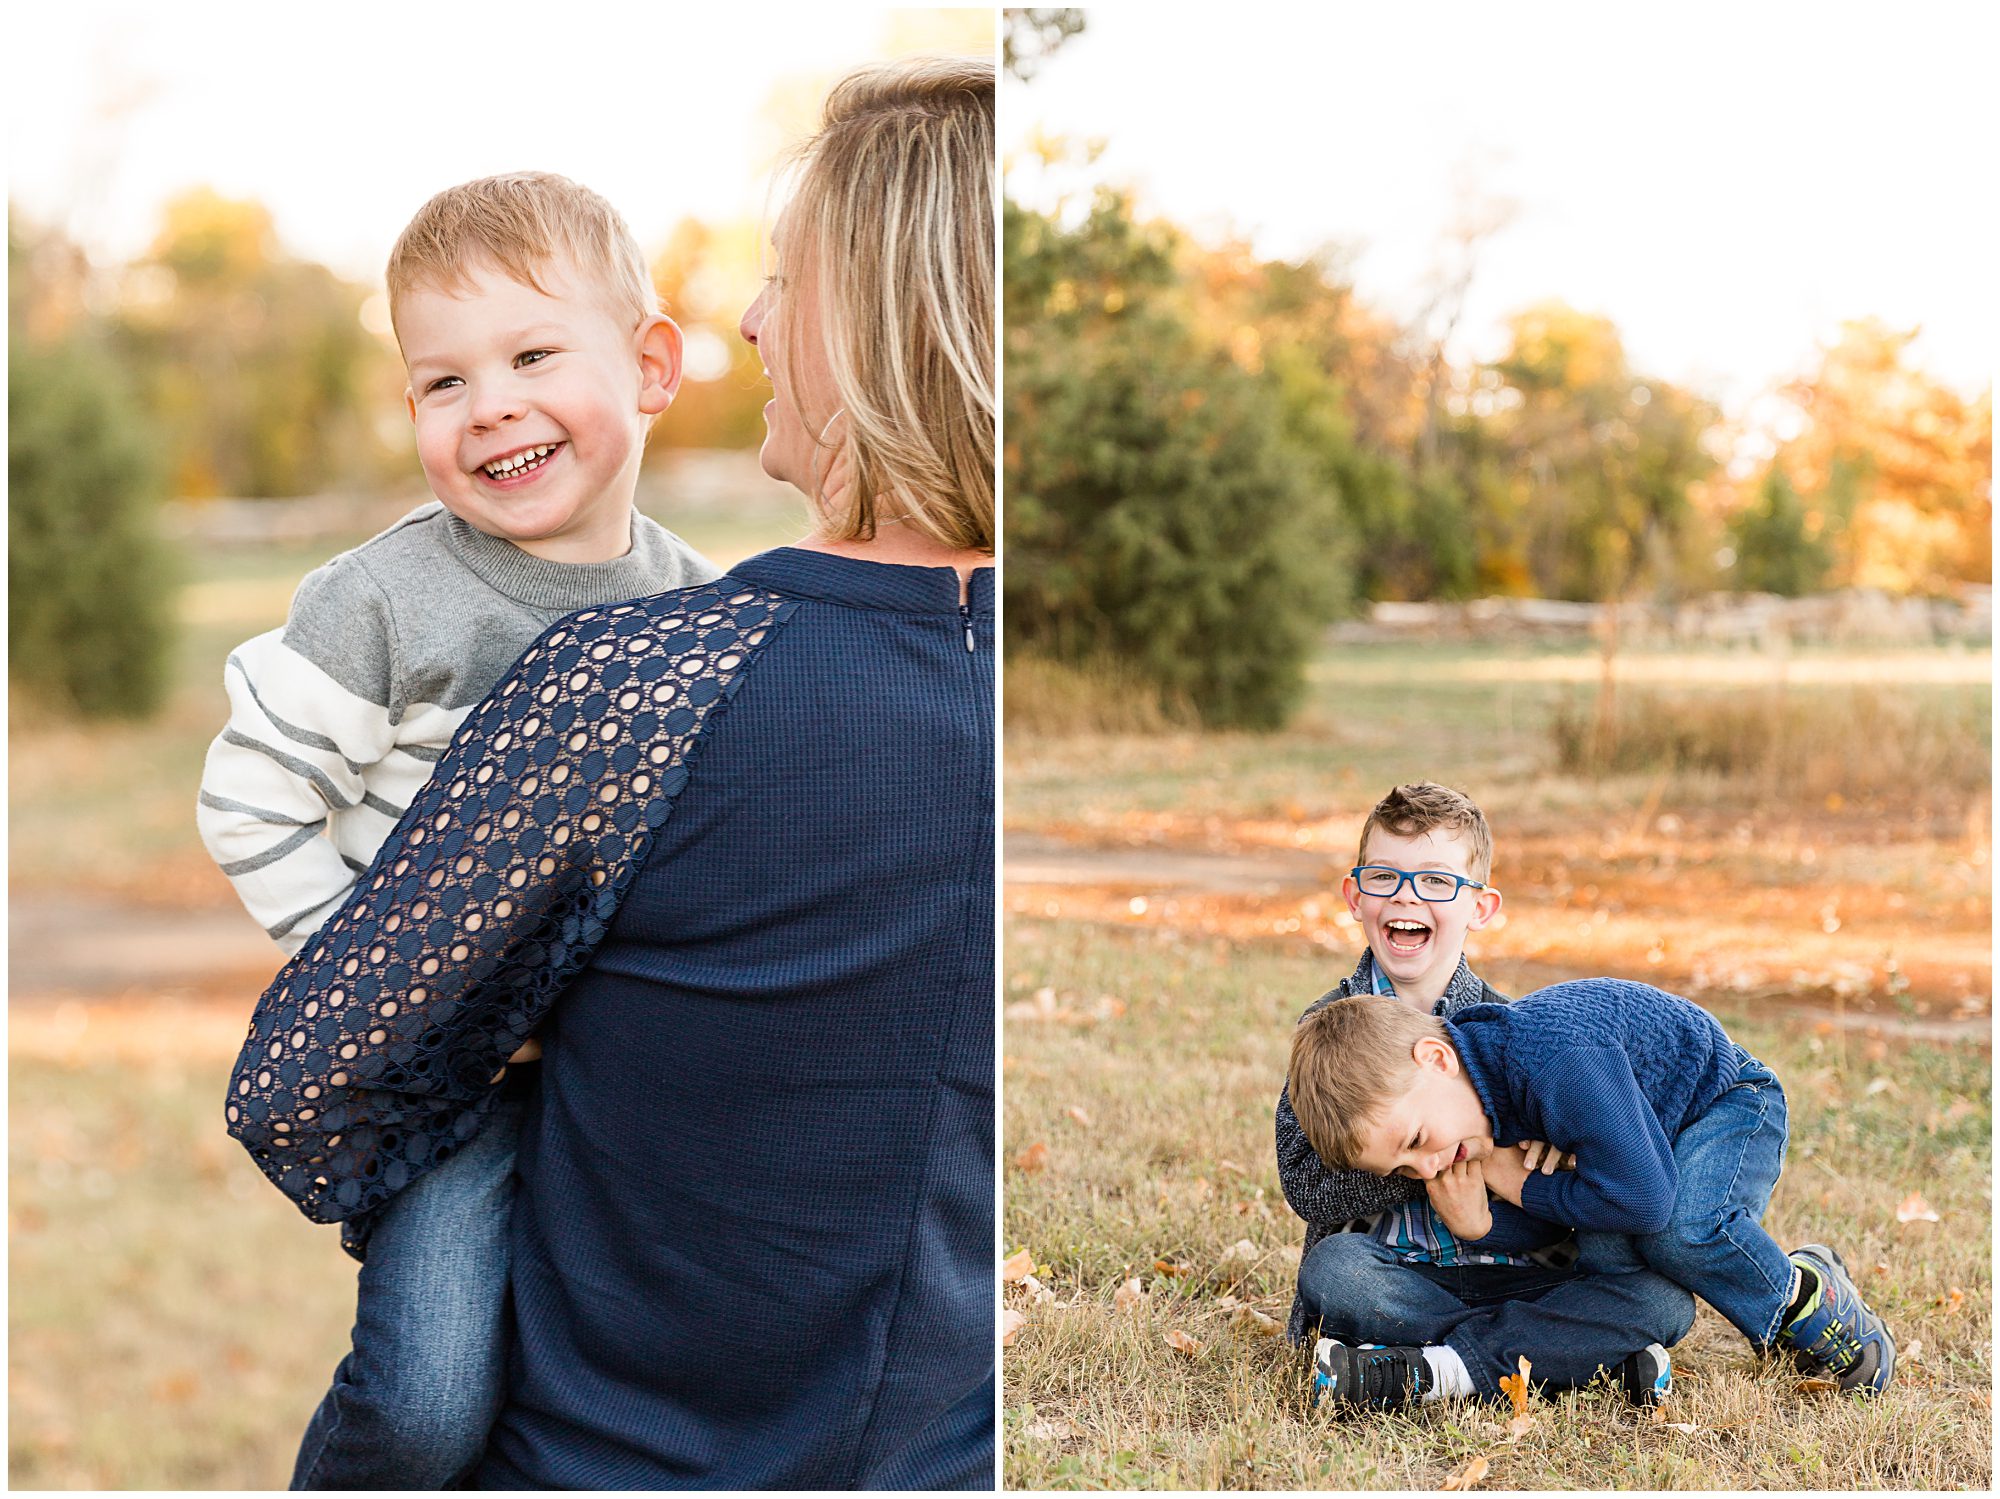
[197,502,717,952]
[1276,952,1515,1345]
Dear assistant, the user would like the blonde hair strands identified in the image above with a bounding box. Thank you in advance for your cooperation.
[775,56,995,551]
[386,172,658,344]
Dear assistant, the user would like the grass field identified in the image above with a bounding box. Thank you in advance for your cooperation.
[8,457,805,1487]
[1002,640,1991,1489]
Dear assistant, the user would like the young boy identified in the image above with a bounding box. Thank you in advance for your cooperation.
[1276,783,1696,1409]
[197,172,718,1487]
[1289,979,1898,1408]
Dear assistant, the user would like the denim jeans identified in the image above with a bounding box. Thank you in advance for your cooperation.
[1298,1233,1696,1398]
[291,1092,521,1490]
[1576,1049,1794,1348]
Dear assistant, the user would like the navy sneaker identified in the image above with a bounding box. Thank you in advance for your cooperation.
[1781,1244,1896,1394]
[1312,1338,1431,1409]
[1617,1342,1673,1406]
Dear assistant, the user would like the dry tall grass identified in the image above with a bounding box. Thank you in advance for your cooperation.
[1549,683,1990,801]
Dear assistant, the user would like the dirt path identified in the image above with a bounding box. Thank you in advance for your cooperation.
[9,893,279,1005]
[1004,832,1992,1044]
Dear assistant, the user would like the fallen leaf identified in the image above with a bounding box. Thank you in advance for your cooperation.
[1066,1105,1093,1128]
[1497,1355,1532,1417]
[1897,1192,1940,1224]
[1872,1262,1892,1277]
[1164,1329,1201,1357]
[152,1370,200,1403]
[1505,1413,1535,1443]
[1440,1455,1490,1491]
[1001,1247,1035,1283]
[1660,1421,1701,1434]
[1232,1304,1281,1337]
[1217,1157,1247,1175]
[1020,1273,1056,1306]
[1904,1340,1923,1363]
[1013,1141,1050,1173]
[1153,1258,1193,1278]
[1934,1287,1966,1314]
[1864,1076,1894,1096]
[1025,1417,1073,1441]
[1113,1277,1145,1312]
[1219,1238,1261,1265]
[1796,1377,1840,1394]
[1001,1310,1027,1346]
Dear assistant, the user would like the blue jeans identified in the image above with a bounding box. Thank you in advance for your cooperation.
[1298,1234,1696,1398]
[1576,1050,1794,1348]
[291,1093,521,1490]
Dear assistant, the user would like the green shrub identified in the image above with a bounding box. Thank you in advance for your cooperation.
[9,334,177,718]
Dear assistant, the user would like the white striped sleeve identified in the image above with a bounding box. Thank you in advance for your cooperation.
[197,629,401,954]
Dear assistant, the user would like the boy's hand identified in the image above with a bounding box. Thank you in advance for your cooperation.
[1519,1139,1576,1175]
[1481,1143,1531,1206]
[1424,1157,1493,1240]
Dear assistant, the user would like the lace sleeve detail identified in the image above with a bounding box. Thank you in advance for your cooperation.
[225,584,796,1248]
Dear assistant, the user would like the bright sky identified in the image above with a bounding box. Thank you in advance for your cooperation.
[9,2,994,283]
[1005,4,1996,417]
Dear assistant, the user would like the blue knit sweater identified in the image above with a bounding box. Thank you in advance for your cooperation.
[1446,978,1744,1236]
[228,549,994,1489]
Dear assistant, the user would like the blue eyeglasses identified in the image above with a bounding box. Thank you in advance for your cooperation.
[1349,865,1490,901]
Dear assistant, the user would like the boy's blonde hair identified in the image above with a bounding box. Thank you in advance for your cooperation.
[1288,997,1450,1171]
[772,55,995,551]
[385,172,657,346]
[1358,782,1494,882]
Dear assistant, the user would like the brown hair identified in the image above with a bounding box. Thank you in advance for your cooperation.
[771,55,995,551]
[385,172,656,346]
[1357,782,1494,882]
[1287,997,1449,1170]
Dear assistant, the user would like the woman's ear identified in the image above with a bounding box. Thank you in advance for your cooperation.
[637,315,684,415]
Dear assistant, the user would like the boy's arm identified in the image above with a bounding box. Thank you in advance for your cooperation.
[196,562,403,953]
[1276,1079,1424,1225]
[1505,1047,1679,1234]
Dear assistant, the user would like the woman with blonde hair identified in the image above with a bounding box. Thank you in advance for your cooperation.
[230,55,994,1487]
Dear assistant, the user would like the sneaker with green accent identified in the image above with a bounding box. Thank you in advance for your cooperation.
[1312,1338,1431,1409]
[1780,1244,1896,1394]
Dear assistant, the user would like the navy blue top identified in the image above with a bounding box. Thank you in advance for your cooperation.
[1447,978,1742,1236]
[227,549,995,1488]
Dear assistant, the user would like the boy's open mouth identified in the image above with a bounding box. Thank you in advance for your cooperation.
[1381,917,1432,956]
[478,442,564,484]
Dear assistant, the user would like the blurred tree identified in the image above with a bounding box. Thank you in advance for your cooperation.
[112,187,401,498]
[10,324,176,718]
[645,217,773,456]
[1005,9,1086,81]
[1005,194,1346,728]
[1773,319,1991,592]
[1727,468,1834,596]
[1484,303,1716,603]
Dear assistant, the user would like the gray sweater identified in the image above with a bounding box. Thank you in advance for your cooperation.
[197,502,717,951]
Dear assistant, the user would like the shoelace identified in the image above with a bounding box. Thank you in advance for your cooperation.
[1360,1349,1418,1404]
[1803,1315,1862,1371]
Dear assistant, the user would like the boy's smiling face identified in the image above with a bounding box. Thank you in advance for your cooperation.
[1352,1037,1495,1180]
[1343,825,1502,1004]
[399,257,681,563]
